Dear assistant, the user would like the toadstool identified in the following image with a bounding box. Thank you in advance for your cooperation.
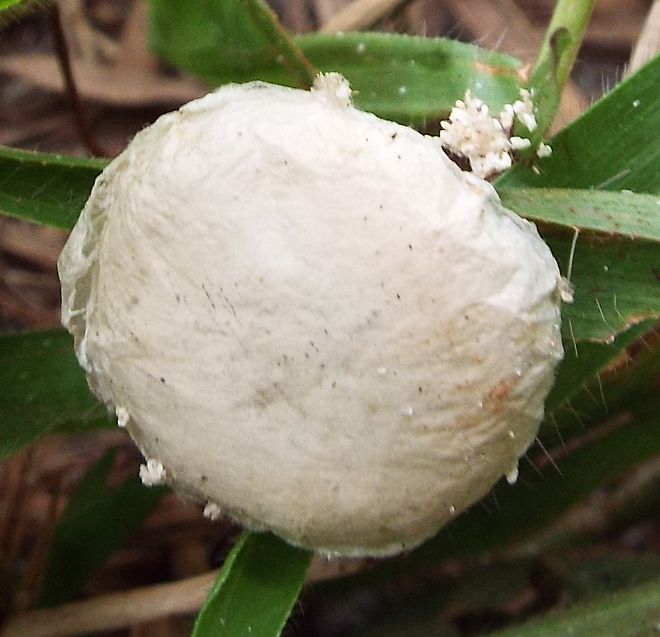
[58,74,564,557]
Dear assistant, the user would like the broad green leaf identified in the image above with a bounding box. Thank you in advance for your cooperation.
[0,146,105,230]
[38,450,166,607]
[496,57,660,427]
[192,532,312,637]
[545,232,658,343]
[149,0,524,124]
[499,56,660,194]
[149,0,267,68]
[0,330,111,462]
[544,320,654,414]
[297,33,522,123]
[0,0,24,9]
[500,188,660,343]
[543,320,658,444]
[500,188,660,242]
[0,0,49,22]
[490,577,660,637]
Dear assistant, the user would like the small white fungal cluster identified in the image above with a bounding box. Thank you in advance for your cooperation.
[440,88,552,178]
[203,502,222,521]
[115,405,129,428]
[558,277,575,303]
[311,72,352,107]
[139,458,166,486]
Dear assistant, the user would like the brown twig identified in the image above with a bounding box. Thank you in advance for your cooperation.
[0,456,23,558]
[49,4,104,157]
[0,555,370,637]
[0,571,218,637]
[319,0,412,32]
[627,0,660,75]
[0,450,32,571]
[13,480,64,613]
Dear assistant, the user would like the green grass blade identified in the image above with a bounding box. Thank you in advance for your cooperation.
[500,187,660,344]
[298,33,522,123]
[149,1,524,125]
[38,450,166,607]
[544,320,654,414]
[546,231,658,343]
[499,56,660,193]
[0,0,26,9]
[496,56,660,451]
[0,330,111,462]
[0,146,105,230]
[521,0,596,148]
[500,188,660,242]
[542,320,658,444]
[192,532,312,637]
[489,577,660,637]
[0,0,51,24]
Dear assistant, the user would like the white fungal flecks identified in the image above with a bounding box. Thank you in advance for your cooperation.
[312,72,352,108]
[537,142,553,159]
[115,405,129,428]
[558,277,575,303]
[439,91,512,178]
[440,88,550,178]
[512,89,537,131]
[505,462,519,485]
[510,136,532,150]
[139,458,166,486]
[203,502,222,521]
[377,367,388,376]
[400,405,414,417]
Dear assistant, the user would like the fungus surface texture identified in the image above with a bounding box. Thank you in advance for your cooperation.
[59,76,564,557]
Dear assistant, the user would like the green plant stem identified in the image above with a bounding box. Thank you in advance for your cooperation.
[244,0,318,89]
[533,0,596,93]
[522,0,596,149]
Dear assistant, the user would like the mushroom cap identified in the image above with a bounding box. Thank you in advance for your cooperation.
[59,78,563,557]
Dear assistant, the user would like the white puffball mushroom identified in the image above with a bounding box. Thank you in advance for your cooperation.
[58,74,564,557]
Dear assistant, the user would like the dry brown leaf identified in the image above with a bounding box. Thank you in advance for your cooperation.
[0,55,207,108]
